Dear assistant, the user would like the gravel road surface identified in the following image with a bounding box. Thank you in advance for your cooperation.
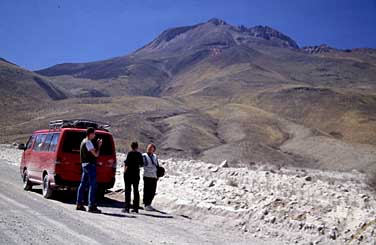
[0,160,266,245]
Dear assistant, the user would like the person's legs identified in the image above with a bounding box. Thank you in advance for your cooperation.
[123,175,132,211]
[143,177,157,210]
[143,177,151,206]
[149,178,157,205]
[76,165,89,208]
[132,178,140,211]
[87,164,97,208]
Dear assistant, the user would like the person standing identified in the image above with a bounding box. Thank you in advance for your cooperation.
[76,127,102,213]
[142,143,159,211]
[122,142,143,213]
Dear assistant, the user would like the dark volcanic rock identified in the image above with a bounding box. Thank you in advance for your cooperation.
[246,25,299,49]
[302,44,337,54]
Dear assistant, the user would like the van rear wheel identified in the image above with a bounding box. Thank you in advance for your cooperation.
[23,170,32,191]
[42,174,54,199]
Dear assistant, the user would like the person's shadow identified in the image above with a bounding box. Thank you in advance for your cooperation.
[102,212,137,218]
[138,208,174,219]
[29,188,174,219]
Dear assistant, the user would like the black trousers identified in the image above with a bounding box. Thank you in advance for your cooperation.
[124,174,140,210]
[143,177,157,206]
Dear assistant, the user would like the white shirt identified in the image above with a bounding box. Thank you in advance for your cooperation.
[85,139,94,152]
[82,138,95,167]
[142,153,158,179]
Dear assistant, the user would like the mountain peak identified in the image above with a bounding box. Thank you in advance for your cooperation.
[245,25,299,49]
[207,18,227,26]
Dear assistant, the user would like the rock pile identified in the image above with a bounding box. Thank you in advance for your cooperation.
[155,159,376,244]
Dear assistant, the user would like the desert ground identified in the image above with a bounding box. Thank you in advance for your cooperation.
[1,144,375,244]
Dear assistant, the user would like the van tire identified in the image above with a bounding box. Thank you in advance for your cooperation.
[23,170,32,191]
[42,174,54,199]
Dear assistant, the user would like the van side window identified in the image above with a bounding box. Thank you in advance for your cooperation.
[32,134,47,152]
[26,135,36,150]
[41,133,54,151]
[49,133,60,152]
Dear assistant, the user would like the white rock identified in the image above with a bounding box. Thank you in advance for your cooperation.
[269,216,276,224]
[207,180,215,187]
[220,160,228,168]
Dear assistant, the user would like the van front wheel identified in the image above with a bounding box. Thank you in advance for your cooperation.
[42,174,54,199]
[23,170,32,191]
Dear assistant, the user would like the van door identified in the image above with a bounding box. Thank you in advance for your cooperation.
[58,131,86,182]
[39,133,55,176]
[94,133,116,185]
[21,135,35,174]
[29,134,47,181]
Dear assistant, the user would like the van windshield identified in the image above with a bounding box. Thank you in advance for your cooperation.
[62,131,114,156]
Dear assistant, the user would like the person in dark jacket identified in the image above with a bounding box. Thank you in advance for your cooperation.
[122,142,144,213]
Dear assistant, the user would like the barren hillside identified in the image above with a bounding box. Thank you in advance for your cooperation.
[1,18,376,172]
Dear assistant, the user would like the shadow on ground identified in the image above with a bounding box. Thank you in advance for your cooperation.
[29,187,174,219]
[30,188,124,208]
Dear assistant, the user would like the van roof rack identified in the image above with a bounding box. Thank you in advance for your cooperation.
[49,119,111,131]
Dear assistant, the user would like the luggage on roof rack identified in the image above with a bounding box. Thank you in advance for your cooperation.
[49,119,111,131]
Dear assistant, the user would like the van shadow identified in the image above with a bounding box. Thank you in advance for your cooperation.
[30,188,43,195]
[31,188,125,208]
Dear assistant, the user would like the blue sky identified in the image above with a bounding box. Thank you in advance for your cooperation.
[1,0,375,70]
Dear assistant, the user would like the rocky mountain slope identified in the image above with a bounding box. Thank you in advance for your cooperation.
[0,59,68,142]
[0,58,66,104]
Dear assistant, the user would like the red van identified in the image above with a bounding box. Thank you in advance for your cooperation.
[18,119,117,199]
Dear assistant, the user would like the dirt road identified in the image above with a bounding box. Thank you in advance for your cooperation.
[0,160,267,245]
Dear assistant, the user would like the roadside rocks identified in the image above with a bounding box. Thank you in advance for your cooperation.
[268,216,277,224]
[207,180,215,187]
[220,160,228,168]
[328,227,338,240]
[153,158,376,245]
[210,166,219,172]
[0,144,22,165]
[304,176,312,181]
[317,225,325,235]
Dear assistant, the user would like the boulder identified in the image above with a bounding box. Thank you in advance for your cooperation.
[220,160,228,168]
[207,180,215,187]
[304,176,312,181]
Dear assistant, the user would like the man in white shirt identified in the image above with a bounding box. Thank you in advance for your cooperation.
[76,127,102,213]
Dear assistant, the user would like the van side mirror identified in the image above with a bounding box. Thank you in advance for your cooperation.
[18,144,26,150]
